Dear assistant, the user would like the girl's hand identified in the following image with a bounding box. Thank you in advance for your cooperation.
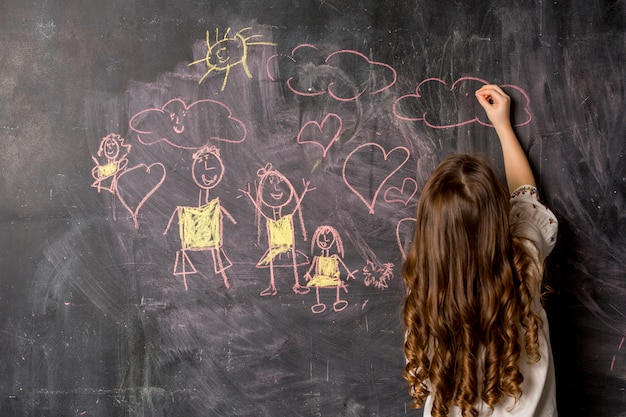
[475,84,512,128]
[476,84,536,191]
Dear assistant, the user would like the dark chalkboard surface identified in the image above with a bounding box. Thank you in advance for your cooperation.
[0,1,624,416]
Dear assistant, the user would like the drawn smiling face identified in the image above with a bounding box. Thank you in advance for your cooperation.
[192,151,224,190]
[259,171,293,209]
[207,36,245,69]
[103,136,121,160]
[169,108,188,134]
[316,228,336,251]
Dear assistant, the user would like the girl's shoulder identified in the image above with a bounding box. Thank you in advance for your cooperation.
[509,185,559,260]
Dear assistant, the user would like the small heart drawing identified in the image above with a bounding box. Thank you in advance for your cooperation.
[384,177,418,205]
[115,163,166,229]
[297,113,342,157]
[342,143,410,214]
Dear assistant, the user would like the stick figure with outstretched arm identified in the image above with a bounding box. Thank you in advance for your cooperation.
[304,225,357,313]
[239,163,315,296]
[91,133,130,193]
[164,146,236,290]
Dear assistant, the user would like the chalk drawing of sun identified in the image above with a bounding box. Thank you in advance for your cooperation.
[189,27,276,91]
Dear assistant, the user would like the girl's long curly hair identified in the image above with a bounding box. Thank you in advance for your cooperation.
[402,154,543,417]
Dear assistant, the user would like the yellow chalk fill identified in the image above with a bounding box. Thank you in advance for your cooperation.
[307,256,341,287]
[179,198,220,249]
[257,214,294,266]
[98,162,118,177]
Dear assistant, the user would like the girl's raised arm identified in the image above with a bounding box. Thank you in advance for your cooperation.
[475,84,536,193]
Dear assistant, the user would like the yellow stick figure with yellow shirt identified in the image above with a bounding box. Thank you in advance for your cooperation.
[304,225,357,313]
[164,146,236,290]
[91,133,130,193]
[238,163,315,296]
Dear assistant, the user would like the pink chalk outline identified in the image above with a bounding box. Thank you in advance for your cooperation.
[91,133,166,230]
[611,335,625,371]
[383,177,418,206]
[342,143,411,214]
[129,98,247,149]
[116,163,167,230]
[238,164,316,297]
[396,217,416,261]
[296,113,343,157]
[266,44,397,101]
[304,225,357,314]
[163,146,236,290]
[392,76,532,128]
[362,259,394,290]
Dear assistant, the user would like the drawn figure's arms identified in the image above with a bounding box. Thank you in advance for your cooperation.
[91,157,101,179]
[117,158,129,172]
[335,256,357,280]
[295,179,317,207]
[304,258,317,281]
[163,207,180,235]
[220,205,237,225]
[237,183,258,208]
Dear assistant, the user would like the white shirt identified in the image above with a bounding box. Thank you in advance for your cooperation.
[422,185,559,417]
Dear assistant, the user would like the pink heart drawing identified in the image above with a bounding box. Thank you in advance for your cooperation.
[342,143,410,214]
[384,177,418,205]
[396,217,416,260]
[297,113,342,157]
[115,163,166,229]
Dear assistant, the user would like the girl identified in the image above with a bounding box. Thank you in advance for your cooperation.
[402,85,558,416]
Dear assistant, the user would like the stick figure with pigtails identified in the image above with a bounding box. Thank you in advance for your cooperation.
[304,225,357,313]
[238,163,315,296]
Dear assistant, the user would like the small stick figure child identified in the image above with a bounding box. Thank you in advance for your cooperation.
[91,133,130,193]
[304,225,357,313]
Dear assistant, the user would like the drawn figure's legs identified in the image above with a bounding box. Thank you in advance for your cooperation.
[260,259,278,296]
[219,270,229,289]
[291,246,310,295]
[173,250,197,291]
[332,285,348,312]
[211,249,231,289]
[311,287,326,314]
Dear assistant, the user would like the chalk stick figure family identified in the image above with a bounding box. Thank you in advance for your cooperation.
[92,136,356,314]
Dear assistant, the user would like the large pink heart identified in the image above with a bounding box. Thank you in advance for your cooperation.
[342,143,410,214]
[115,163,166,229]
[297,113,342,157]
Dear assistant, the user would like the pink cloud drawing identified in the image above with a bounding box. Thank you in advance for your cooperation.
[129,98,247,149]
[266,44,397,101]
[392,76,532,128]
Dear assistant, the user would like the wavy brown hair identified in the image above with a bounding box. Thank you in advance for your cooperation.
[402,154,543,417]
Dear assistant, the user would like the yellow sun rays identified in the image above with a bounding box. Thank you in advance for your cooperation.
[189,27,276,91]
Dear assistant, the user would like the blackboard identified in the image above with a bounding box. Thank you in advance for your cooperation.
[0,1,624,416]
